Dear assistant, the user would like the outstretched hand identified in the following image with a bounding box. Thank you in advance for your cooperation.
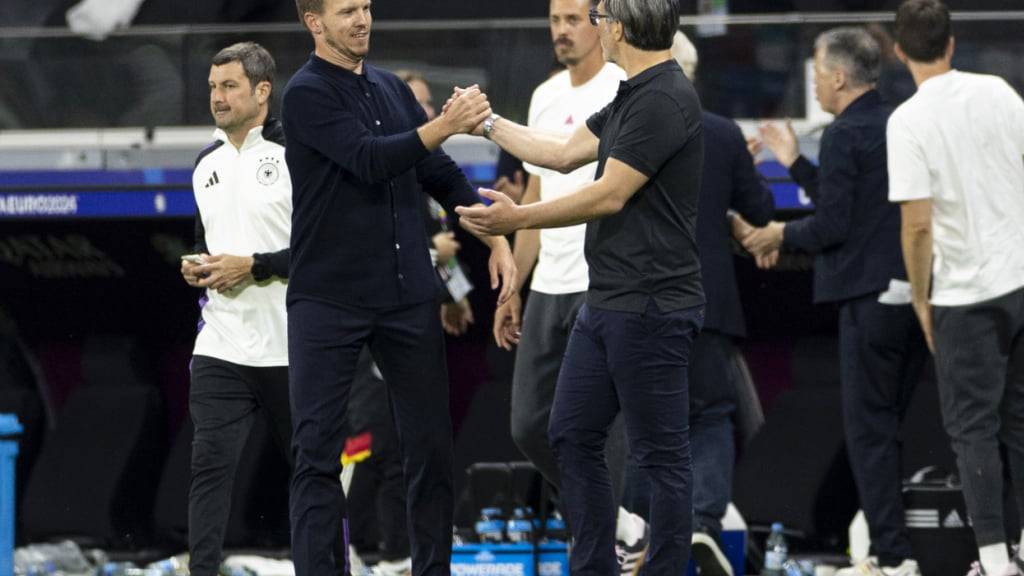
[456,189,522,237]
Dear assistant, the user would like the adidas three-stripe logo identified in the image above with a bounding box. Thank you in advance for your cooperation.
[204,171,221,188]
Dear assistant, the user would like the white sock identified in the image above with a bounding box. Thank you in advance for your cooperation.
[979,543,1009,575]
[615,507,644,545]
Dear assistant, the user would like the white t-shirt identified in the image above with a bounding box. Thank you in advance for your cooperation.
[523,63,625,295]
[887,70,1024,306]
[192,124,292,366]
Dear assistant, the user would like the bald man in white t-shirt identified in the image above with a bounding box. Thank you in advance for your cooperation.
[888,2,1024,574]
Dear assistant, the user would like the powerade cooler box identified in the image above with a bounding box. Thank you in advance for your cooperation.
[451,542,569,576]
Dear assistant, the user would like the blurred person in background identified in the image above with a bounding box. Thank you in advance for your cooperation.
[888,1,1024,574]
[488,1,651,573]
[281,0,515,574]
[395,69,476,337]
[740,26,928,576]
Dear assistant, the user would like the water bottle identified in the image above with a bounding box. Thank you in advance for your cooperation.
[762,523,788,575]
[782,559,808,576]
[474,507,506,543]
[506,507,535,543]
[543,510,568,542]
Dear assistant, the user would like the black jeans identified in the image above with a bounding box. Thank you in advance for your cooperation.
[838,295,928,566]
[549,301,703,576]
[623,330,738,537]
[188,355,292,576]
[933,286,1024,547]
[289,298,453,576]
[510,291,628,507]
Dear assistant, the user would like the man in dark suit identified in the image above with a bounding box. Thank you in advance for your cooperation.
[741,27,928,576]
[669,31,775,576]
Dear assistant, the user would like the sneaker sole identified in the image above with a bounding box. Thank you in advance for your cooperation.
[691,534,733,576]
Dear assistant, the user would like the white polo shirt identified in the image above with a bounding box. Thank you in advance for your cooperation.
[523,63,626,295]
[887,70,1024,306]
[192,122,291,366]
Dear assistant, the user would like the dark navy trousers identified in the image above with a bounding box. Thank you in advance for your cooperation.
[288,298,453,576]
[549,300,703,576]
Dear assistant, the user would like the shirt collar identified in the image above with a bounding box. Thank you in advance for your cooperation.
[918,68,957,92]
[212,117,275,150]
[837,89,883,119]
[616,59,681,96]
[309,53,379,84]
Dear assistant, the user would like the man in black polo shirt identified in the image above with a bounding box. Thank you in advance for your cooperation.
[281,1,516,576]
[456,0,704,573]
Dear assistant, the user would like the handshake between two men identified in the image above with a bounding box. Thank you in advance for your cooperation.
[734,119,807,269]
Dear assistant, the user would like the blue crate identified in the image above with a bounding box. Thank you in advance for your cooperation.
[0,414,21,576]
[452,542,568,576]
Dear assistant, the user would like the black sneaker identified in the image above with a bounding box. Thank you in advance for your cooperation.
[691,529,733,576]
[615,523,649,576]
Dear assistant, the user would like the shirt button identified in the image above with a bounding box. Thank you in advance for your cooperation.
[393,212,398,219]
[395,243,401,250]
[375,120,381,126]
[365,92,371,98]
[398,273,404,280]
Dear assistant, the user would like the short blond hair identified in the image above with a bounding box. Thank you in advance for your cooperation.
[671,31,698,79]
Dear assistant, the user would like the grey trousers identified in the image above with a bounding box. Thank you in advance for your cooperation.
[510,291,627,504]
[933,286,1024,546]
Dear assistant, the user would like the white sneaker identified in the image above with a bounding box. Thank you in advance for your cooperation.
[690,531,733,576]
[370,557,412,576]
[836,557,920,576]
[965,560,1021,576]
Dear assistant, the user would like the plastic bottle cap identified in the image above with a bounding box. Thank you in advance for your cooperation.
[771,522,784,531]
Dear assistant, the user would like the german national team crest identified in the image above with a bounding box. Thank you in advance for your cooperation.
[257,157,280,186]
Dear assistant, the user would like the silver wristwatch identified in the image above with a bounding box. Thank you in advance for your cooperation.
[482,114,501,140]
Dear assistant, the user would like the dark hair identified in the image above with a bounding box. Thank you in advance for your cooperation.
[815,27,881,88]
[211,42,276,93]
[295,0,324,25]
[895,0,952,63]
[604,0,680,51]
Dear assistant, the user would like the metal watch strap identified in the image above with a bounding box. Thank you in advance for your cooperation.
[483,114,501,139]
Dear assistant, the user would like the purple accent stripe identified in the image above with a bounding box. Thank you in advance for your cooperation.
[196,293,208,334]
[343,517,351,575]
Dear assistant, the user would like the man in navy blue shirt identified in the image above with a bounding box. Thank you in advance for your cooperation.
[741,27,928,576]
[282,1,515,575]
[457,1,704,573]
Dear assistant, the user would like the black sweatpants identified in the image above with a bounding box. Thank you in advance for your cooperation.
[188,355,292,576]
[933,286,1024,547]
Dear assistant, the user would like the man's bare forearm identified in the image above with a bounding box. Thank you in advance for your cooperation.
[900,204,933,304]
[488,119,580,174]
[511,228,540,292]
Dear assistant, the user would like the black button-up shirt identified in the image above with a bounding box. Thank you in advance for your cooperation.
[584,60,705,313]
[281,55,479,308]
[782,90,905,304]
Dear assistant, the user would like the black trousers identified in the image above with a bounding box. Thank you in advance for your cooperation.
[289,298,452,576]
[839,295,928,566]
[346,347,410,561]
[188,355,292,576]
